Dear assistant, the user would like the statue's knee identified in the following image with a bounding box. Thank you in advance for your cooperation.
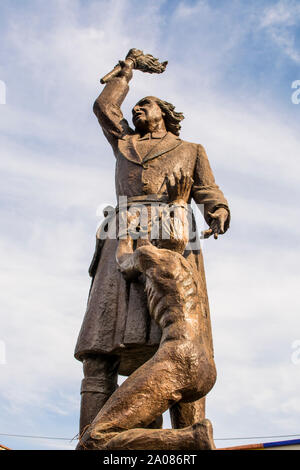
[187,355,216,399]
[199,360,216,395]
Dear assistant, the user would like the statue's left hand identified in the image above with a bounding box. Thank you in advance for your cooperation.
[166,170,193,204]
[202,208,229,239]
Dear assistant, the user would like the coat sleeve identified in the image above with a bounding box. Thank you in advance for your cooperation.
[192,144,230,231]
[93,76,134,152]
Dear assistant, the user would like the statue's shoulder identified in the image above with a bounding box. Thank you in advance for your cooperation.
[177,138,201,152]
[118,128,137,141]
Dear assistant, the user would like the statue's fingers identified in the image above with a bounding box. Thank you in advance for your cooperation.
[212,216,225,235]
[181,169,188,190]
[180,173,187,196]
[166,173,174,188]
[185,172,192,184]
[181,173,191,197]
[173,171,181,189]
[210,219,219,231]
[219,218,225,234]
[180,168,185,183]
[165,175,172,193]
[185,174,193,193]
[211,222,220,240]
[207,211,217,220]
[202,228,213,239]
[183,172,190,189]
[165,173,171,184]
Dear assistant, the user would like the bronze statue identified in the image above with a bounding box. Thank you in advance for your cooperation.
[74,49,230,450]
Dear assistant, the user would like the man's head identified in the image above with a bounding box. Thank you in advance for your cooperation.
[132,96,184,136]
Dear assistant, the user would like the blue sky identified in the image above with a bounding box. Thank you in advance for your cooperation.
[0,0,300,450]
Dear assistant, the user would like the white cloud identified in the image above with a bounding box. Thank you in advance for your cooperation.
[260,0,300,63]
[261,0,300,27]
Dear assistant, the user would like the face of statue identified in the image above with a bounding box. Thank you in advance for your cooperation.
[132,97,165,133]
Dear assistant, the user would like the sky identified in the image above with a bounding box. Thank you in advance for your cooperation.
[0,0,300,450]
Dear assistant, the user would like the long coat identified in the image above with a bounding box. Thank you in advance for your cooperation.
[74,76,230,376]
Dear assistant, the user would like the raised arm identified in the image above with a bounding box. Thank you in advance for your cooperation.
[93,60,134,151]
[93,49,168,152]
[192,144,230,239]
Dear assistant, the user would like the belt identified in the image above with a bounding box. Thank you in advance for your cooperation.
[117,194,169,211]
[96,195,192,240]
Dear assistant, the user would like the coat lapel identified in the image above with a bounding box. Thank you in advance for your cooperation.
[142,132,182,163]
[118,135,142,166]
[118,132,182,165]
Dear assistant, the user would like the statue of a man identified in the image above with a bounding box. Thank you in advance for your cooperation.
[74,51,230,437]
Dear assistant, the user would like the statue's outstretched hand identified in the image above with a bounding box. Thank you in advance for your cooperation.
[202,208,229,240]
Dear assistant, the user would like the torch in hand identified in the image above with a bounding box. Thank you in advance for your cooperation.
[100,48,168,84]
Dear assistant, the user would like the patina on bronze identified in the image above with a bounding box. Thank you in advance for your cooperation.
[75,49,230,450]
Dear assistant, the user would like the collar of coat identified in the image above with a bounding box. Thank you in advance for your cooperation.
[118,131,182,165]
[137,130,167,140]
